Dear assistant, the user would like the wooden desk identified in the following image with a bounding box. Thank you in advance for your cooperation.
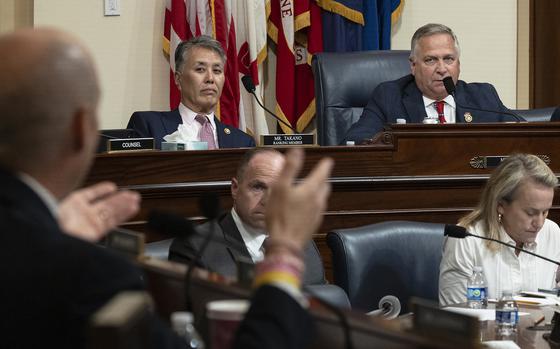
[140,257,460,349]
[89,123,560,279]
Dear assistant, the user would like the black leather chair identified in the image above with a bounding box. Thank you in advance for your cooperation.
[327,221,444,314]
[513,107,556,122]
[147,238,351,308]
[312,50,411,146]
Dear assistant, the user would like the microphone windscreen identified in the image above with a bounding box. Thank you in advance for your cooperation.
[241,75,256,93]
[147,210,196,238]
[444,224,468,238]
[378,295,400,319]
[443,76,456,95]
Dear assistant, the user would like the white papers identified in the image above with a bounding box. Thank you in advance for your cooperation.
[443,307,530,321]
[482,340,520,349]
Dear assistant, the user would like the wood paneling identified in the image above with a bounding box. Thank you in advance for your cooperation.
[88,123,560,281]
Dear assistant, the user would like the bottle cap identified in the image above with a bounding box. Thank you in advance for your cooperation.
[171,311,194,326]
[345,141,355,146]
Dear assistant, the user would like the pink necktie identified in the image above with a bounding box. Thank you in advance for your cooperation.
[435,101,446,124]
[195,114,217,150]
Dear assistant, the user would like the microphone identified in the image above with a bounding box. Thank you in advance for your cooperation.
[241,75,297,133]
[366,295,401,319]
[444,224,560,266]
[442,77,525,122]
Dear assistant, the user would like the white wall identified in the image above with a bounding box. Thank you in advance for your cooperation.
[31,0,521,129]
[391,0,518,108]
[34,0,169,129]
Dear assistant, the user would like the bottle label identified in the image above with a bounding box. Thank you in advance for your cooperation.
[467,287,486,301]
[496,309,519,325]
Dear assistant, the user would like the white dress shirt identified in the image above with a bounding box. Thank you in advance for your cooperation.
[178,103,219,146]
[439,219,560,306]
[423,95,456,123]
[231,208,267,262]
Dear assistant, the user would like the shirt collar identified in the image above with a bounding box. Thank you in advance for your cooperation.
[231,207,267,261]
[178,103,217,129]
[499,226,538,251]
[17,172,58,218]
[422,94,456,109]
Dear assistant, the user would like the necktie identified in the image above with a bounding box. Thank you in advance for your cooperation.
[435,101,446,124]
[195,114,217,150]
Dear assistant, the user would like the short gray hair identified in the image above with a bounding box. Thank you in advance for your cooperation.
[409,23,460,61]
[174,35,226,73]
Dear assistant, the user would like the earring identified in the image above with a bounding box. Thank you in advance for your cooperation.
[498,213,502,224]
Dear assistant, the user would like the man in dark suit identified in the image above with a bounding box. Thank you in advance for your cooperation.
[127,35,255,149]
[0,28,182,348]
[344,23,517,144]
[233,148,334,349]
[169,148,326,285]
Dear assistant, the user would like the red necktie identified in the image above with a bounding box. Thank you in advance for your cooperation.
[435,101,446,124]
[195,114,217,150]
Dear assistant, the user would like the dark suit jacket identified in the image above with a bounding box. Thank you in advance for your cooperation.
[343,74,517,144]
[169,212,327,285]
[127,109,256,149]
[551,107,560,122]
[233,285,314,349]
[0,169,180,348]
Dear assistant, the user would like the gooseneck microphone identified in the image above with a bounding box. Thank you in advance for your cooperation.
[366,295,401,319]
[444,224,560,266]
[241,75,297,133]
[442,77,525,122]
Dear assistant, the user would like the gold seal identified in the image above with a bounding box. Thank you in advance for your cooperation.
[224,128,231,134]
[464,112,473,123]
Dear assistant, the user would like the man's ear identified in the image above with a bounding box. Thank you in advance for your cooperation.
[174,71,182,90]
[231,177,239,201]
[69,108,88,152]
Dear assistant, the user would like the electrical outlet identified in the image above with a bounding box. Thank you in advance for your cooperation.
[104,0,120,16]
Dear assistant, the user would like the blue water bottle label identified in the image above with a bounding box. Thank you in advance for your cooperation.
[496,309,518,325]
[467,287,486,301]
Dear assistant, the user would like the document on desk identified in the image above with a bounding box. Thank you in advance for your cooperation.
[482,340,520,349]
[443,307,496,321]
[443,307,531,322]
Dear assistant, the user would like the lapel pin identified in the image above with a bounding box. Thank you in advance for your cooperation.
[224,128,231,135]
[464,112,473,123]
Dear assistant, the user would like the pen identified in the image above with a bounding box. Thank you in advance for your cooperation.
[534,315,545,326]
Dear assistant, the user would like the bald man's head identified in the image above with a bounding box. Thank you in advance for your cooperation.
[0,28,100,186]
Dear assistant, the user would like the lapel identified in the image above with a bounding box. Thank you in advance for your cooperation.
[162,109,183,135]
[454,83,468,123]
[402,81,428,123]
[219,212,253,263]
[214,117,233,148]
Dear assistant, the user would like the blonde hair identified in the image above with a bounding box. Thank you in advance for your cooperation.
[459,154,557,251]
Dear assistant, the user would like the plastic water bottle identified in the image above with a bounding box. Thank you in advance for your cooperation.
[467,266,487,308]
[171,312,205,349]
[495,290,519,336]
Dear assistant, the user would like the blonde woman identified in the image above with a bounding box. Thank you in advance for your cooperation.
[439,154,560,306]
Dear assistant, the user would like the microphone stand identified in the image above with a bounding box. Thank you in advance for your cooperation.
[466,232,560,266]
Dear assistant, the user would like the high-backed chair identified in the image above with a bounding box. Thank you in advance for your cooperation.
[327,221,444,314]
[513,107,556,122]
[312,50,411,146]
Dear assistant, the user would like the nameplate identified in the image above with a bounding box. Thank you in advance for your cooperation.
[470,154,551,169]
[411,298,479,347]
[260,134,315,146]
[107,138,154,152]
[105,229,145,259]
